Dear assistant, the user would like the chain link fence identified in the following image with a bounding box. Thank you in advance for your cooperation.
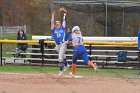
[1,43,32,65]
[53,0,140,36]
[0,25,30,35]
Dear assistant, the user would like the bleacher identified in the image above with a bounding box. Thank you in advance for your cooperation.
[4,36,139,69]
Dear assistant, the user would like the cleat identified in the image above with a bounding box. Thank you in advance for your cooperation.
[69,72,75,78]
[58,71,63,76]
[64,64,70,71]
[93,63,98,72]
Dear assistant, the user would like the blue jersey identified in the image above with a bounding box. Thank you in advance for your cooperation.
[52,26,65,45]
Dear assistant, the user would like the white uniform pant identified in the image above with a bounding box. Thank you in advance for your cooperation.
[55,42,67,62]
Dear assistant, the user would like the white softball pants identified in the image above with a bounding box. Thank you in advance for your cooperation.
[55,42,67,62]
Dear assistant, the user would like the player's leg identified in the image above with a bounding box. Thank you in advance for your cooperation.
[61,43,70,71]
[58,43,69,76]
[55,44,60,53]
[81,46,98,71]
[82,53,98,71]
[56,44,64,76]
[69,48,79,77]
[63,54,68,67]
[63,58,67,66]
[63,57,70,71]
[61,43,69,71]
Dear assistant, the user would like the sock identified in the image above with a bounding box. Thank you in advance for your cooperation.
[59,62,64,71]
[63,58,67,66]
[60,66,63,71]
[87,61,94,67]
[72,64,76,74]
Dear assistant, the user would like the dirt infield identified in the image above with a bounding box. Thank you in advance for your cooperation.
[0,72,139,93]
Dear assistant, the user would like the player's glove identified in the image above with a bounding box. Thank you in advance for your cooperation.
[60,7,68,13]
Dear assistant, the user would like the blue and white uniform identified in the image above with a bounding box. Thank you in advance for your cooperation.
[68,27,89,64]
[52,26,65,45]
[52,26,67,63]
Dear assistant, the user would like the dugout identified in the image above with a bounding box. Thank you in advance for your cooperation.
[52,0,140,37]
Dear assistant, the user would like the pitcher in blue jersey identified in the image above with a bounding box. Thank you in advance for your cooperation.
[67,26,98,78]
[51,10,69,76]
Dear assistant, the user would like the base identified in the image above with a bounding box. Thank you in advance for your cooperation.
[65,75,83,78]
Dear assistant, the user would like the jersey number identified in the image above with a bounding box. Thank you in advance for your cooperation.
[57,33,61,38]
[77,37,81,43]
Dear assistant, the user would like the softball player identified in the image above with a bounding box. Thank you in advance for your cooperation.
[51,11,69,76]
[67,26,98,77]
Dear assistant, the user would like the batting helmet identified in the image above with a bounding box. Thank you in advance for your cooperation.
[72,26,80,33]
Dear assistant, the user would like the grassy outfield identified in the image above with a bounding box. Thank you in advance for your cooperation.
[0,65,139,78]
[0,34,32,40]
[1,34,17,40]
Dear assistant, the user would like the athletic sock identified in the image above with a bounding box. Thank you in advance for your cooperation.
[59,62,64,71]
[60,66,63,71]
[87,61,94,67]
[63,58,67,66]
[72,64,76,74]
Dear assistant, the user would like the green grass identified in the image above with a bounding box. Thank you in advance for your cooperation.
[74,68,139,78]
[0,34,17,40]
[0,34,32,40]
[0,65,139,78]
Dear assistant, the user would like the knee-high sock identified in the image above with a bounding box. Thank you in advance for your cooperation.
[63,58,67,66]
[87,61,94,67]
[59,62,64,71]
[72,64,76,74]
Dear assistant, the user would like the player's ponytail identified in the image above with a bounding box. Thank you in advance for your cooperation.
[79,30,82,35]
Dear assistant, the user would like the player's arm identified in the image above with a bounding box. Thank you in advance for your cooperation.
[66,33,72,44]
[51,11,55,30]
[62,13,67,28]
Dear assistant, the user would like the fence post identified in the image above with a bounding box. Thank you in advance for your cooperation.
[138,31,140,75]
[0,43,2,66]
[138,50,140,75]
[89,44,92,61]
[24,25,26,33]
[39,39,45,67]
[0,26,2,35]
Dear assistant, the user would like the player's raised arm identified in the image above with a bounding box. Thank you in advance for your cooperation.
[59,7,67,28]
[51,11,55,30]
[62,13,67,28]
